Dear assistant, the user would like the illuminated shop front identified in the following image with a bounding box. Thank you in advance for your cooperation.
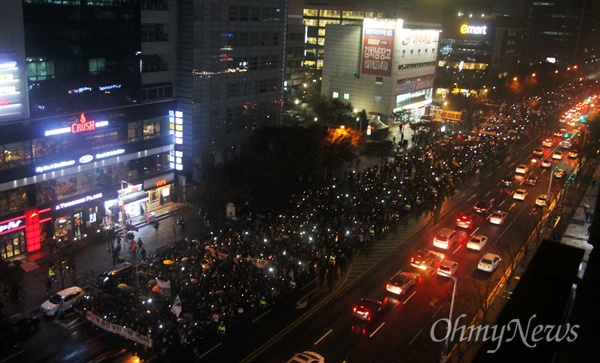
[144,173,175,211]
[0,208,51,259]
[53,192,104,245]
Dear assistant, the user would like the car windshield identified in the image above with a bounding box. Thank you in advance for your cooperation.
[470,238,481,243]
[393,275,410,285]
[435,234,447,240]
[48,294,64,304]
[481,258,492,264]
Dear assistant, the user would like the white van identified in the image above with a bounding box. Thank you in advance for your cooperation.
[433,228,458,250]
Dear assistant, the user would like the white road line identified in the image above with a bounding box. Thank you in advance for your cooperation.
[452,244,462,254]
[404,290,417,303]
[409,329,423,345]
[471,227,480,235]
[369,322,386,338]
[252,309,271,323]
[431,307,441,319]
[198,343,222,360]
[314,328,333,345]
[467,194,477,201]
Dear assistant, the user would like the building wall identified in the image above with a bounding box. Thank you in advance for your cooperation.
[177,0,287,181]
[322,20,439,120]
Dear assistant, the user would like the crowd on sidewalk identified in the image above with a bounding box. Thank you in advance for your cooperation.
[76,92,574,356]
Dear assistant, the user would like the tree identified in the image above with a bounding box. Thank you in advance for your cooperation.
[310,95,354,126]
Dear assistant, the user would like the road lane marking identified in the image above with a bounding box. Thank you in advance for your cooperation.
[431,307,441,319]
[252,309,271,323]
[467,194,477,201]
[314,329,333,345]
[369,322,385,338]
[409,329,422,345]
[470,227,480,235]
[198,343,222,360]
[452,244,462,254]
[404,291,416,303]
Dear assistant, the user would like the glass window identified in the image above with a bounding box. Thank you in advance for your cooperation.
[333,92,339,98]
[303,9,319,17]
[303,19,319,27]
[1,141,32,169]
[344,93,350,100]
[319,19,340,27]
[320,10,341,18]
[89,58,106,74]
[26,59,55,81]
[374,96,382,103]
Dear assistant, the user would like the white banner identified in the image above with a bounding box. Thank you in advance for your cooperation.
[86,310,153,347]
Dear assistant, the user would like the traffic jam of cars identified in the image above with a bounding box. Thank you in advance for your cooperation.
[350,95,591,337]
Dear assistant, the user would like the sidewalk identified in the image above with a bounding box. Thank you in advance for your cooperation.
[1,202,211,318]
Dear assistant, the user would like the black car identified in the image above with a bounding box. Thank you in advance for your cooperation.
[0,314,40,349]
[352,298,383,323]
[501,175,514,187]
[525,176,538,186]
[473,200,493,217]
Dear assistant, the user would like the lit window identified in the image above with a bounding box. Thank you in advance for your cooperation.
[343,93,350,100]
[333,92,339,98]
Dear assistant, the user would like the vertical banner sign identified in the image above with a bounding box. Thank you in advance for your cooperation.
[362,20,396,77]
[25,209,41,252]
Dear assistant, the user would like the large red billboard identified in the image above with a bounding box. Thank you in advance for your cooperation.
[362,27,394,77]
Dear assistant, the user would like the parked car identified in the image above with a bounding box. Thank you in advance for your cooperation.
[40,286,85,317]
[0,314,40,349]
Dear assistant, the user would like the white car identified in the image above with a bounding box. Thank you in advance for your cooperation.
[386,271,419,295]
[513,188,528,201]
[40,286,85,317]
[542,139,553,147]
[287,351,325,363]
[536,194,548,206]
[533,147,544,156]
[437,260,459,277]
[478,253,501,272]
[467,234,488,251]
[554,169,566,179]
[515,164,529,174]
[541,159,552,168]
[552,151,563,160]
[489,210,508,225]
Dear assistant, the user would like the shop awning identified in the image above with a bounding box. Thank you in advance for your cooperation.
[123,191,148,205]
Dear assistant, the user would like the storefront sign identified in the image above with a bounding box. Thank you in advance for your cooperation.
[36,160,76,173]
[79,154,94,164]
[55,192,103,210]
[143,172,175,190]
[362,26,395,77]
[401,30,439,46]
[96,148,125,159]
[71,113,96,133]
[0,217,25,235]
[460,24,487,35]
[155,179,167,187]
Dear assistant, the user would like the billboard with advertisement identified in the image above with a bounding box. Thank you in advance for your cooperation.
[361,19,401,77]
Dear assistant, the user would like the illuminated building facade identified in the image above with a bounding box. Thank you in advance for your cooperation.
[0,0,177,259]
[321,18,440,123]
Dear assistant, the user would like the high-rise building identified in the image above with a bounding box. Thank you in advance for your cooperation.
[322,19,440,123]
[522,0,586,66]
[177,0,287,178]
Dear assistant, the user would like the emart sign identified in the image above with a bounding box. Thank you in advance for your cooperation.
[460,24,487,35]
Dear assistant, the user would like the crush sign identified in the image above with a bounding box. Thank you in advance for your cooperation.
[362,27,394,77]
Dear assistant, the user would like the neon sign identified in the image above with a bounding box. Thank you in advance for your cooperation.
[71,113,96,133]
[460,24,487,35]
[155,179,167,187]
[0,218,24,235]
[36,160,76,173]
[96,148,125,159]
[45,119,109,137]
[55,192,103,210]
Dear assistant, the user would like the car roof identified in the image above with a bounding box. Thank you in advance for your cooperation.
[57,286,83,296]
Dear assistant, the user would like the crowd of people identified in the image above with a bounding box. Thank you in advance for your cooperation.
[82,92,570,356]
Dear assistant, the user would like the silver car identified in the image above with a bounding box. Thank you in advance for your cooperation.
[40,286,84,317]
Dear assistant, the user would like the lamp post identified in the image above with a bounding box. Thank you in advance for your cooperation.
[424,265,458,363]
[120,180,129,262]
[441,275,458,363]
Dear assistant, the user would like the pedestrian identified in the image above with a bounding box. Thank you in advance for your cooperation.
[137,237,144,249]
[130,239,138,257]
[140,246,146,261]
[45,275,53,292]
[48,265,57,282]
[154,221,159,232]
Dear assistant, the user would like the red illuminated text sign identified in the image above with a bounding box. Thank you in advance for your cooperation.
[71,113,96,133]
[156,179,167,187]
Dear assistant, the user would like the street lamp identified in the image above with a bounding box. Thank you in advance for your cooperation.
[120,180,130,262]
[423,265,458,363]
